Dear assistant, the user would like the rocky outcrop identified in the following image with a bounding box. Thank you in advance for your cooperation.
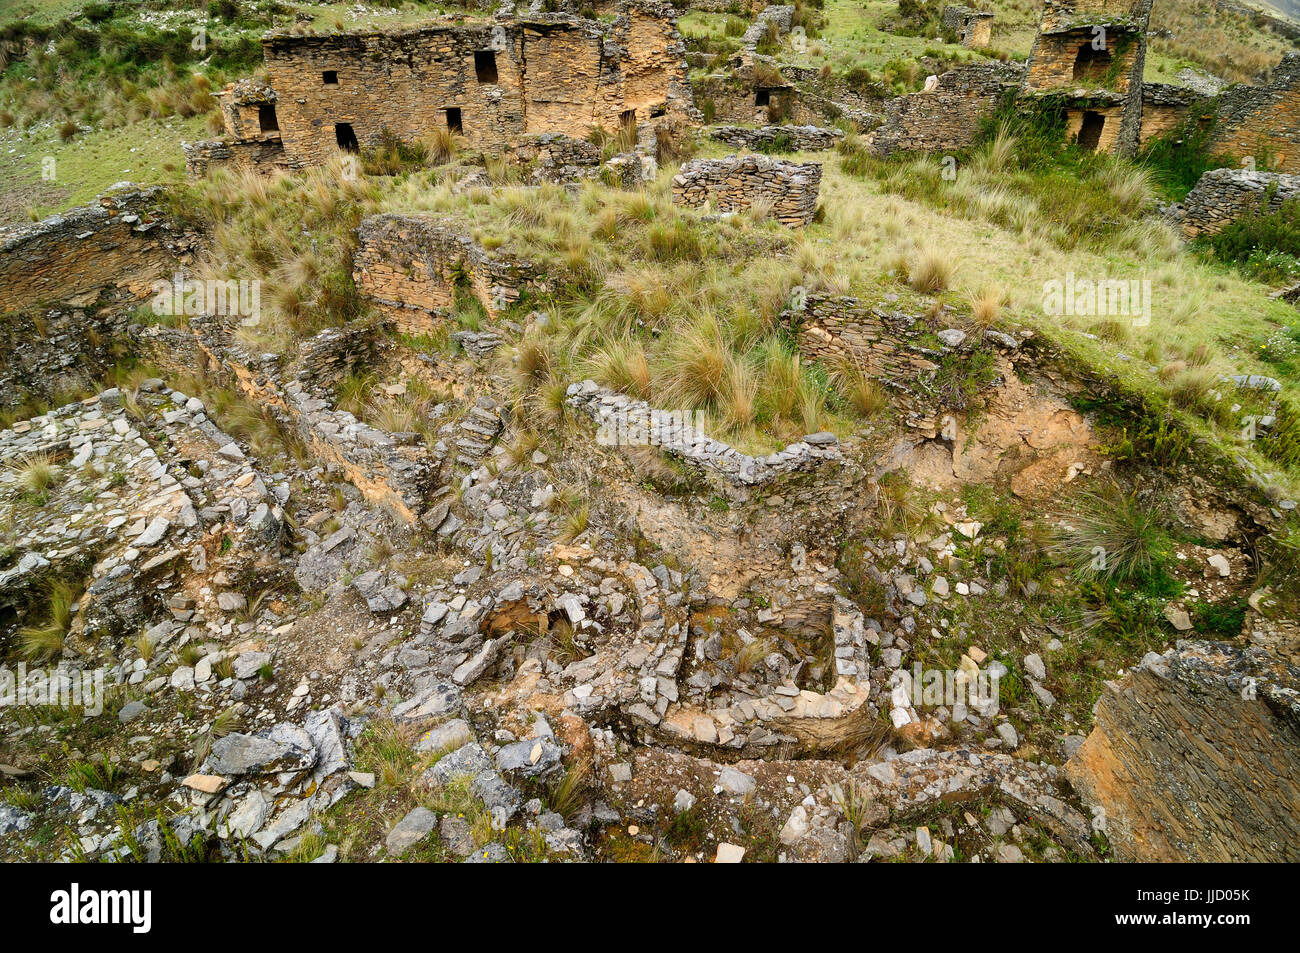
[1065,639,1300,862]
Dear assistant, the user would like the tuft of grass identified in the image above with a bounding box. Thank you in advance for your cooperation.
[7,451,62,496]
[1054,483,1172,584]
[17,579,79,661]
[906,245,954,294]
[830,356,888,418]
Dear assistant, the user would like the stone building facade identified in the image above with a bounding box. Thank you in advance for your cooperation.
[1207,50,1300,172]
[671,154,822,226]
[1022,0,1154,157]
[941,6,994,48]
[187,1,692,176]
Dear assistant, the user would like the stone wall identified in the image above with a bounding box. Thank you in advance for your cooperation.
[709,123,845,151]
[1065,639,1300,862]
[785,293,941,384]
[0,187,197,316]
[181,319,441,525]
[259,1,692,167]
[1170,167,1300,238]
[941,6,994,48]
[352,213,552,332]
[865,62,1023,157]
[182,137,298,179]
[734,4,793,66]
[1021,0,1154,157]
[1208,51,1300,172]
[1139,82,1198,145]
[671,153,822,226]
[0,306,131,412]
[566,379,841,489]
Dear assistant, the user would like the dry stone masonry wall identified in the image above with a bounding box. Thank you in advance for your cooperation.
[671,153,822,226]
[1021,0,1154,156]
[1066,639,1300,861]
[941,6,994,48]
[708,123,844,151]
[787,293,942,383]
[1208,50,1300,172]
[865,63,1023,157]
[566,380,842,488]
[254,1,692,168]
[1169,167,1300,238]
[0,187,196,316]
[352,213,552,333]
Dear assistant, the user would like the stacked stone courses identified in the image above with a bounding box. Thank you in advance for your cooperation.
[671,154,822,226]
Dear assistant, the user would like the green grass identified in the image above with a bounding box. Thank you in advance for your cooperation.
[0,115,203,219]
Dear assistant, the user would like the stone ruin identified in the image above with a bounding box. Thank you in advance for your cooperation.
[733,4,794,67]
[183,80,295,178]
[1021,0,1154,157]
[671,153,822,226]
[0,186,196,316]
[941,5,994,49]
[1207,50,1300,173]
[1138,81,1200,147]
[709,123,844,151]
[1066,639,1300,861]
[864,62,1023,157]
[566,380,842,490]
[352,213,553,334]
[786,293,942,384]
[1168,167,1300,238]
[186,0,693,177]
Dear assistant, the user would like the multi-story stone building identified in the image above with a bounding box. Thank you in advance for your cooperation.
[185,0,693,177]
[1022,0,1154,156]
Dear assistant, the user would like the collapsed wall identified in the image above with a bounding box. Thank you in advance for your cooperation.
[787,293,940,382]
[0,187,196,316]
[864,63,1023,157]
[1169,167,1300,238]
[709,124,844,151]
[1066,639,1300,862]
[1207,50,1300,172]
[671,153,822,226]
[352,214,552,333]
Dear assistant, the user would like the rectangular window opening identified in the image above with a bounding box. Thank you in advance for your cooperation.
[754,88,771,107]
[323,70,338,85]
[446,107,463,133]
[474,50,498,84]
[258,104,279,133]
